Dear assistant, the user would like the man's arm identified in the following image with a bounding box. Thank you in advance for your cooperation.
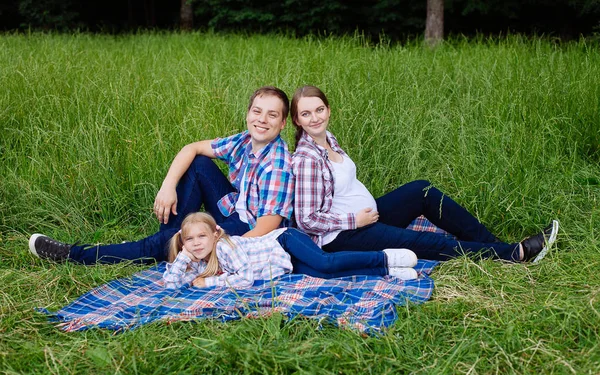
[242,214,283,237]
[154,140,215,224]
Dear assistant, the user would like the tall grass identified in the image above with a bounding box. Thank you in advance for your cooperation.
[1,32,599,373]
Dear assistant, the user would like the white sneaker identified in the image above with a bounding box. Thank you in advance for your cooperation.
[383,248,418,268]
[388,267,418,280]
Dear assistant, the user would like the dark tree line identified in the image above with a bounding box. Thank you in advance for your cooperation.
[1,0,599,40]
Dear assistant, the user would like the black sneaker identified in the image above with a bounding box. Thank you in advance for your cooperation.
[521,220,559,263]
[28,234,72,262]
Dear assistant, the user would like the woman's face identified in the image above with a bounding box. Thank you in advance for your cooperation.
[295,96,330,140]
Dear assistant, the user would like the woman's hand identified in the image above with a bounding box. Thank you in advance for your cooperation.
[192,276,206,288]
[356,207,379,228]
[154,185,178,224]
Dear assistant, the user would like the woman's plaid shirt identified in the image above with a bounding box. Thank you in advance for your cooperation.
[292,131,357,247]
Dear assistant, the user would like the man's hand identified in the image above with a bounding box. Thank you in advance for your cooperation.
[153,140,215,224]
[154,185,178,224]
[356,207,379,228]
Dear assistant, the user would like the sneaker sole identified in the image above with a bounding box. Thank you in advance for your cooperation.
[28,233,43,257]
[532,220,559,264]
[383,248,418,268]
[389,267,418,280]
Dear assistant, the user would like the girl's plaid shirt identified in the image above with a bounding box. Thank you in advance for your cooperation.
[163,228,291,289]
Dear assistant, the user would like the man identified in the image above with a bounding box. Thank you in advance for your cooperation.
[29,86,294,264]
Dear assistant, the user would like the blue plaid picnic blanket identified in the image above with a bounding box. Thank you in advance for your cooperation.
[40,260,437,333]
[39,217,445,333]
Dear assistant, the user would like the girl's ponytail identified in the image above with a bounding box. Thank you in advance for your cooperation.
[167,230,183,262]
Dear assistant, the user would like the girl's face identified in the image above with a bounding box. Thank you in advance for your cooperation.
[295,96,330,140]
[182,222,218,260]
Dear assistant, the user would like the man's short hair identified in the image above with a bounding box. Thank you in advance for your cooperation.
[248,86,290,119]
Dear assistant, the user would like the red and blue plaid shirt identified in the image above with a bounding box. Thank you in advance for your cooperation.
[292,131,356,247]
[211,131,294,228]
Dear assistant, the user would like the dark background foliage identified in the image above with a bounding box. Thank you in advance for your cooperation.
[1,0,599,40]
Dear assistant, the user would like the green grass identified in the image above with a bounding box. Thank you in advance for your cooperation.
[1,31,600,373]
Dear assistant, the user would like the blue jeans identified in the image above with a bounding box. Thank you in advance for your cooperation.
[324,180,520,261]
[69,156,251,264]
[277,228,388,278]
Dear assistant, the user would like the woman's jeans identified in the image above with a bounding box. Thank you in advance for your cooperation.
[324,180,520,261]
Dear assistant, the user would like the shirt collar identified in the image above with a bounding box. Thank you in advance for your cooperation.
[245,135,279,159]
[300,131,343,156]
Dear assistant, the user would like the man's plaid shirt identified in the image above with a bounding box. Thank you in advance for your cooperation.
[211,131,294,228]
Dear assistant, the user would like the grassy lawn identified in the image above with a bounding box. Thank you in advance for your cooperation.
[1,32,599,374]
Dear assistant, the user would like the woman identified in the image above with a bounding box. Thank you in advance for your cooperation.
[291,85,559,262]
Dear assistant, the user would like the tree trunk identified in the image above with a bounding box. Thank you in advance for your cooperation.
[425,0,444,46]
[180,0,193,31]
[144,0,156,27]
[128,0,136,28]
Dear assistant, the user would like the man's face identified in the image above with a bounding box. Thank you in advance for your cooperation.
[246,94,286,152]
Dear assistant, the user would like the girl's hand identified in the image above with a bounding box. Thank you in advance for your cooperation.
[154,185,178,224]
[192,277,206,288]
[182,246,198,262]
[356,207,379,228]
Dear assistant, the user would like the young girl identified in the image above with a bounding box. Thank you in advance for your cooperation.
[290,85,559,263]
[163,212,292,289]
[163,212,421,289]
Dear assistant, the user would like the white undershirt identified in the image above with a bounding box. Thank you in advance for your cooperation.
[235,167,249,224]
[322,155,377,245]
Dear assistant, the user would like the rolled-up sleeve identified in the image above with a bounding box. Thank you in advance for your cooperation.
[256,166,294,220]
[211,132,243,161]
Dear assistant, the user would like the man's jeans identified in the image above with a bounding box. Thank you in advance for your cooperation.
[69,156,250,264]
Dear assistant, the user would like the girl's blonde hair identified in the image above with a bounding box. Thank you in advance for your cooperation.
[167,212,234,278]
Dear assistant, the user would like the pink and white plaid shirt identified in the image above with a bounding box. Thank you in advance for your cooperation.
[292,131,357,247]
[163,228,292,289]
